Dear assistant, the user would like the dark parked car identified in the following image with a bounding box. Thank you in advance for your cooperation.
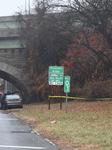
[1,94,23,110]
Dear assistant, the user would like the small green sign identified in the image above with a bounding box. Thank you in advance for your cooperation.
[64,76,70,93]
[48,66,64,85]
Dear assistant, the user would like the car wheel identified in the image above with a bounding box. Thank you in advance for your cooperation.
[3,104,6,110]
[20,105,23,108]
[1,103,4,110]
[1,105,3,110]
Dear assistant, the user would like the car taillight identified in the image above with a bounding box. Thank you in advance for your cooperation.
[5,99,10,102]
[18,99,22,101]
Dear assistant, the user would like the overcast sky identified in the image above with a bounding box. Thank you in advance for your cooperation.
[0,0,34,16]
[0,0,71,17]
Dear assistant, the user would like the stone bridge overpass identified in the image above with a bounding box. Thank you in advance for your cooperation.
[0,16,30,102]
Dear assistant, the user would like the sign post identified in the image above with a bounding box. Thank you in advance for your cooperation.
[64,76,70,114]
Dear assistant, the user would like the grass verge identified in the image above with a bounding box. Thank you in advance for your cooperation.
[6,100,112,150]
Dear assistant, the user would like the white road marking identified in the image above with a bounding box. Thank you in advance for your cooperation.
[45,138,56,147]
[0,145,47,149]
[0,118,18,120]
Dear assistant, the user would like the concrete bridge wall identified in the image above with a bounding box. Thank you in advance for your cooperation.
[0,16,30,102]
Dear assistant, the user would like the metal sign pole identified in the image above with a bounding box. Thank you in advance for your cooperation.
[66,92,68,114]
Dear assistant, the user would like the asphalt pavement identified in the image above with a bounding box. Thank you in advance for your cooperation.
[0,111,60,150]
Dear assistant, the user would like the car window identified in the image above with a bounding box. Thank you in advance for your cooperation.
[6,95,20,99]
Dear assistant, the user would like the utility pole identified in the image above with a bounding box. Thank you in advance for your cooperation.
[29,0,30,14]
[25,0,27,13]
[25,0,30,14]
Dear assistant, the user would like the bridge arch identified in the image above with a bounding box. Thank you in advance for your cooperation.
[0,62,29,103]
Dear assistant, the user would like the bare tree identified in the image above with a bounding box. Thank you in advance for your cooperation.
[17,0,71,76]
[17,0,112,77]
[50,0,112,68]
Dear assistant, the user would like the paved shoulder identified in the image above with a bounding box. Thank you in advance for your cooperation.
[0,111,60,150]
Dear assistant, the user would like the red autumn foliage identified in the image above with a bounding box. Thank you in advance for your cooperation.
[61,32,112,87]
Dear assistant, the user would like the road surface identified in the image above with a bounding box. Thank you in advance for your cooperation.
[0,111,60,150]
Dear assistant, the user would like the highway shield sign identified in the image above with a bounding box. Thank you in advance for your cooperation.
[64,76,70,92]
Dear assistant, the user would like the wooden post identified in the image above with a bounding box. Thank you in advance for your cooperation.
[60,99,62,110]
[48,96,50,110]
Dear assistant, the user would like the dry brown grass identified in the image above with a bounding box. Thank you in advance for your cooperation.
[7,100,112,150]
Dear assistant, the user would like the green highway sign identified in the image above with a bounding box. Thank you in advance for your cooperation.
[64,76,70,93]
[48,66,64,85]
